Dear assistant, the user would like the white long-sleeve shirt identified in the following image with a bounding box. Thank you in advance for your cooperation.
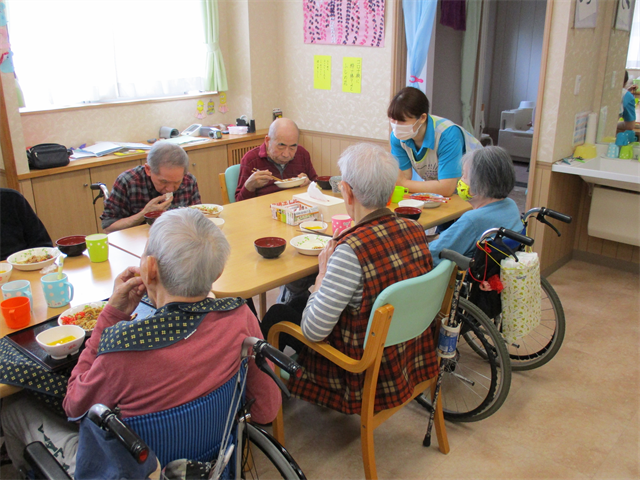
[301,244,363,342]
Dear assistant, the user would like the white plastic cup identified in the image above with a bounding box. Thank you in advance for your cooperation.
[437,318,461,358]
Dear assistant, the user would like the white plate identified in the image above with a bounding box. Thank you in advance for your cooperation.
[7,247,60,271]
[411,193,443,209]
[189,204,223,217]
[274,178,305,189]
[58,301,107,334]
[290,234,330,256]
[299,221,328,233]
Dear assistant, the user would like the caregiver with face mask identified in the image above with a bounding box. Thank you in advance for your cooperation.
[427,146,523,265]
[388,87,481,196]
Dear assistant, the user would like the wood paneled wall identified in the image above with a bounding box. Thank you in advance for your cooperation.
[529,162,640,274]
[299,130,388,177]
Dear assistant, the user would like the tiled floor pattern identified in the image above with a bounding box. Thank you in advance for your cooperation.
[2,260,637,479]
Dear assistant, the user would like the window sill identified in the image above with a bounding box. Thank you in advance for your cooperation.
[19,91,218,116]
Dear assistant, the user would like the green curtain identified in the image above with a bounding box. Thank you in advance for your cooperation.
[460,0,482,135]
[201,0,228,92]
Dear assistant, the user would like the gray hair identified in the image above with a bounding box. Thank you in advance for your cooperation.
[268,118,300,141]
[337,143,399,209]
[464,146,515,199]
[147,142,189,174]
[145,208,230,297]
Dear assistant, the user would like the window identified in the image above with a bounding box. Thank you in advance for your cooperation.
[6,0,211,109]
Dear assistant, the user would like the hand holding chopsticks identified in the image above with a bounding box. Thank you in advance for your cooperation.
[252,168,281,182]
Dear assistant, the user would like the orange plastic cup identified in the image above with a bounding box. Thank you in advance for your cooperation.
[1,296,31,329]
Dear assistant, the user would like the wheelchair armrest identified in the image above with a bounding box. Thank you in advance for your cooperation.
[24,442,71,480]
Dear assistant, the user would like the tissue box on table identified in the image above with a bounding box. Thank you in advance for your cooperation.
[270,200,319,225]
[292,192,347,220]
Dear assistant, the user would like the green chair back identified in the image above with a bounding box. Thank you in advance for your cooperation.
[224,164,241,204]
[364,260,454,348]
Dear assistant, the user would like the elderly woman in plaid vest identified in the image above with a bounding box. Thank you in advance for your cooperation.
[265,143,439,415]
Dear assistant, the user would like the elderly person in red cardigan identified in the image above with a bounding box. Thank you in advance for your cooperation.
[262,143,438,414]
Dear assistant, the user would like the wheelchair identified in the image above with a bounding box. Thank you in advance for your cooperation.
[23,338,307,480]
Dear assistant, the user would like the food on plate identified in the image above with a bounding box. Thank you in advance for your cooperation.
[60,304,104,331]
[189,204,222,215]
[311,245,323,249]
[16,252,54,264]
[47,335,77,346]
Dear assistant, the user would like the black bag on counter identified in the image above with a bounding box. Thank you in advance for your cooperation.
[26,143,71,170]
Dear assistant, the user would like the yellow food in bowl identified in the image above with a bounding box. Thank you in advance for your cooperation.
[47,335,77,346]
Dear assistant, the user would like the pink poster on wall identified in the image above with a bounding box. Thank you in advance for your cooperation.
[304,0,385,47]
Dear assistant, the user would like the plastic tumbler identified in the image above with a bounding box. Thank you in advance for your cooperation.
[1,296,31,329]
[332,215,352,236]
[41,273,75,308]
[1,279,33,307]
[86,234,109,263]
[390,186,409,204]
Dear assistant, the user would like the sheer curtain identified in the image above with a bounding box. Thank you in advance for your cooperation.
[627,3,640,69]
[6,0,212,109]
[202,0,227,92]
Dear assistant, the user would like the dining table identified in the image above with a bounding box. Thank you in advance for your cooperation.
[108,187,472,310]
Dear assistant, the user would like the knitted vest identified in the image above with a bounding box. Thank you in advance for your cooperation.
[288,213,439,414]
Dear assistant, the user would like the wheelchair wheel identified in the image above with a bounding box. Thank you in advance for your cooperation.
[417,298,512,422]
[501,276,566,371]
[242,423,306,479]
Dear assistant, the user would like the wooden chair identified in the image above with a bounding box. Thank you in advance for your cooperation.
[218,164,241,205]
[267,260,456,480]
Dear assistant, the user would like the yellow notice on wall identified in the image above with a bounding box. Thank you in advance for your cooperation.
[342,57,362,94]
[314,55,332,90]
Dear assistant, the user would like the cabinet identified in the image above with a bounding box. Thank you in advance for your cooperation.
[31,170,98,242]
[89,160,142,232]
[188,146,229,205]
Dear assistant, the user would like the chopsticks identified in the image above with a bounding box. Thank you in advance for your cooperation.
[298,228,334,238]
[252,168,281,182]
[403,194,450,203]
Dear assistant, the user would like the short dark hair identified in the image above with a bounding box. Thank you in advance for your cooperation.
[465,146,515,200]
[387,87,430,122]
[624,70,629,86]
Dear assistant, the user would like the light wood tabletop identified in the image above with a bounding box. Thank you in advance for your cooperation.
[0,247,140,338]
[108,188,472,299]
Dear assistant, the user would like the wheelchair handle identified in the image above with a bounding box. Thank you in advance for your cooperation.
[541,208,572,224]
[501,228,534,247]
[253,339,303,379]
[87,404,150,464]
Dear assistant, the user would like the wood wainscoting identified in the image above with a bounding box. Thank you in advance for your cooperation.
[528,161,640,275]
[298,130,388,177]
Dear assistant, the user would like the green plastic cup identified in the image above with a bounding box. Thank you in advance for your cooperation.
[85,234,109,263]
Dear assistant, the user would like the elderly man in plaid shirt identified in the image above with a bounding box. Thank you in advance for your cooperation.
[101,142,201,233]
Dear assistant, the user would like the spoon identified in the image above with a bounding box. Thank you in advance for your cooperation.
[57,254,66,279]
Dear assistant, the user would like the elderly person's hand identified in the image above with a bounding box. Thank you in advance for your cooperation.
[142,195,172,216]
[312,240,336,292]
[108,267,146,317]
[245,169,274,192]
[297,173,311,187]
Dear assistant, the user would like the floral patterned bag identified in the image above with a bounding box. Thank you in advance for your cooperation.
[500,252,541,344]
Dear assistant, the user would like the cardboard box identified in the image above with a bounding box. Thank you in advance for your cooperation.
[292,192,347,221]
[270,200,319,226]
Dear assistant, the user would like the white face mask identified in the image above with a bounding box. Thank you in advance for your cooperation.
[390,118,422,141]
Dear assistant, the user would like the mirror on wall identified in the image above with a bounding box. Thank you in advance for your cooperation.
[597,17,637,142]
